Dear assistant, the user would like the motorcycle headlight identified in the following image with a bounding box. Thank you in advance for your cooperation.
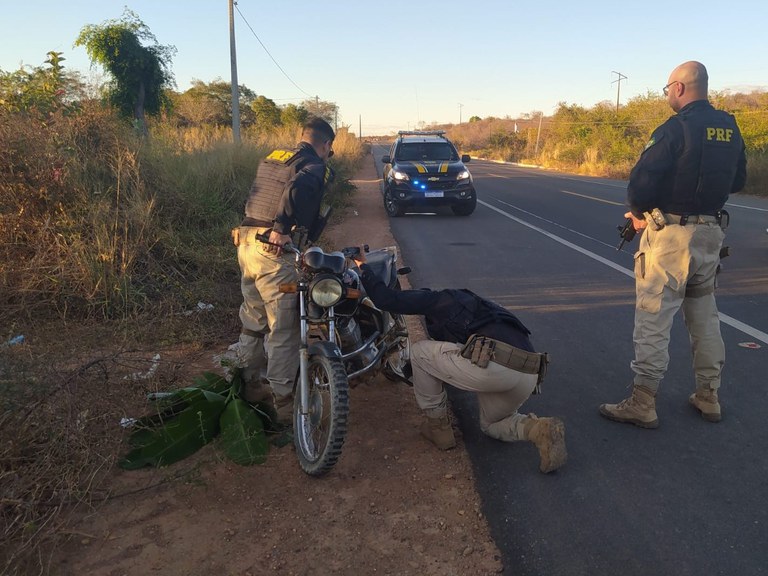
[392,170,410,181]
[457,170,470,180]
[310,276,343,307]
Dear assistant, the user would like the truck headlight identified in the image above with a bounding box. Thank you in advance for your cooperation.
[457,170,470,180]
[392,170,410,181]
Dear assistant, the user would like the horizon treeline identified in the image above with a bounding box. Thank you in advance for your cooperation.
[437,91,767,195]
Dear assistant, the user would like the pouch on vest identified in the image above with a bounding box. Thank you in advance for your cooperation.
[460,335,495,369]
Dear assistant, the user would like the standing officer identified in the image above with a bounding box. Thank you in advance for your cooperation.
[600,61,747,427]
[352,251,567,474]
[231,116,335,421]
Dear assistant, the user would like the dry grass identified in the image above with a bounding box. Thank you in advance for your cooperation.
[0,303,243,574]
[0,102,366,574]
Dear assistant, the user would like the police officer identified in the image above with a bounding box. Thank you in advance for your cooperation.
[232,116,335,421]
[352,251,567,474]
[600,61,747,428]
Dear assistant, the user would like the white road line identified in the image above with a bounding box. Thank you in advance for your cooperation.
[560,189,624,206]
[726,202,768,212]
[476,162,768,212]
[479,198,768,344]
[495,198,620,251]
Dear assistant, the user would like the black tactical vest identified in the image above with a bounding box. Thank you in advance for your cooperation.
[425,289,534,351]
[667,103,744,214]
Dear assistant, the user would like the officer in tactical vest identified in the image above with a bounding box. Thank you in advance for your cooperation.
[231,116,335,421]
[352,251,567,474]
[600,61,747,428]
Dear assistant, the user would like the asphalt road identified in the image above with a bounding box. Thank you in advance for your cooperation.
[370,143,768,576]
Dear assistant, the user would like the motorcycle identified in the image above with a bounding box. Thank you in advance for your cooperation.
[260,234,411,476]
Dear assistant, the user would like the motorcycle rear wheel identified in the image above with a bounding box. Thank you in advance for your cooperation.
[382,313,412,385]
[294,355,350,476]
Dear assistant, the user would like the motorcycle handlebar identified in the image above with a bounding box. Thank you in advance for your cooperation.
[340,245,369,259]
[254,233,371,261]
[255,232,300,255]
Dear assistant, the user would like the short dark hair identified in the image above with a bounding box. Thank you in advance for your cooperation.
[302,116,335,144]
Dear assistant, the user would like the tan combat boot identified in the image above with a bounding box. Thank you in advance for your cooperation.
[420,413,456,450]
[273,393,295,426]
[242,377,272,404]
[689,389,721,422]
[523,415,567,474]
[599,385,659,428]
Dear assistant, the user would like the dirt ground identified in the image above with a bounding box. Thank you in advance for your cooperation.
[54,155,504,576]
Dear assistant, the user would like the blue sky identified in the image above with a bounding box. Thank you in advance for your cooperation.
[2,0,766,135]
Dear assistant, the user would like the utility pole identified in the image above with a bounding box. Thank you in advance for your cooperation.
[534,112,543,156]
[612,71,627,113]
[228,0,240,144]
[359,114,362,139]
[458,102,464,124]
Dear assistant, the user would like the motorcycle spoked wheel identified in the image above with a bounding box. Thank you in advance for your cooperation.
[293,354,350,476]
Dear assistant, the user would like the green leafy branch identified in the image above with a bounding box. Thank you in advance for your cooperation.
[119,370,279,469]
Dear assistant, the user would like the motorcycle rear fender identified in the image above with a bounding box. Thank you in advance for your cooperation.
[308,340,343,359]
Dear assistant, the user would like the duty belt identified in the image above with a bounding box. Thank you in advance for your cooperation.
[664,212,721,226]
[231,225,272,247]
[460,334,549,377]
[231,225,310,250]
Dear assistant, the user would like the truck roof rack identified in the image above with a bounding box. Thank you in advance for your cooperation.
[397,130,446,137]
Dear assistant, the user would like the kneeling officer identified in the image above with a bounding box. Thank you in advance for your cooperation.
[352,251,567,473]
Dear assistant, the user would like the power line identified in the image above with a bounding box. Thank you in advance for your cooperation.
[234,3,312,98]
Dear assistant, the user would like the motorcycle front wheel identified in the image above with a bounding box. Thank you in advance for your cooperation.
[294,355,350,476]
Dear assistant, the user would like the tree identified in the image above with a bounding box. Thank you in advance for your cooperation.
[0,51,83,115]
[280,103,308,127]
[170,89,224,127]
[75,9,176,134]
[469,115,481,123]
[250,95,282,132]
[301,98,338,126]
[174,79,256,127]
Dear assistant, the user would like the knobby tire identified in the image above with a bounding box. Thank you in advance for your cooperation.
[294,355,350,476]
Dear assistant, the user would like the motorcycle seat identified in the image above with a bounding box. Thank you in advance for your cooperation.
[303,246,346,274]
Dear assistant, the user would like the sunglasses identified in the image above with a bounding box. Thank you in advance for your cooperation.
[663,81,680,96]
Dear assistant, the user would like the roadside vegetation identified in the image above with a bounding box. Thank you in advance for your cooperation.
[0,13,363,575]
[443,91,768,196]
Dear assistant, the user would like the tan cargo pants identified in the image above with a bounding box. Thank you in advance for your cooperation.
[410,340,538,442]
[631,219,725,393]
[236,226,299,398]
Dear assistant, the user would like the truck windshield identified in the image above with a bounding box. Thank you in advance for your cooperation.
[396,142,458,162]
